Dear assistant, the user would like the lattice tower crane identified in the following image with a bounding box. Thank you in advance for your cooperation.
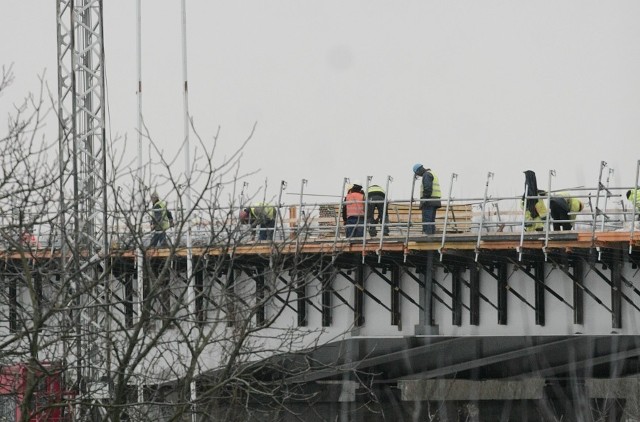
[55,0,111,418]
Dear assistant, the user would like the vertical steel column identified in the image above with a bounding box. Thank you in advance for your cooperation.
[254,267,265,326]
[9,275,17,333]
[226,266,235,327]
[124,273,134,328]
[469,263,480,326]
[611,249,623,329]
[572,258,584,325]
[321,265,333,327]
[296,270,307,327]
[451,265,462,326]
[534,259,546,326]
[415,252,437,334]
[354,265,365,327]
[391,264,401,326]
[497,263,508,325]
[194,269,204,324]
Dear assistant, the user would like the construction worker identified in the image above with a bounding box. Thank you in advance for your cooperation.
[627,189,640,219]
[240,202,276,240]
[342,181,366,238]
[522,170,547,232]
[412,164,441,235]
[149,192,174,247]
[367,184,389,237]
[549,192,584,231]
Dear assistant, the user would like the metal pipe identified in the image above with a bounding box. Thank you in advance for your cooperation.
[439,173,458,261]
[377,175,392,263]
[630,160,640,254]
[475,172,494,261]
[296,179,307,252]
[543,170,555,260]
[600,168,614,231]
[332,178,349,261]
[404,175,417,262]
[361,176,372,263]
[518,181,528,261]
[590,161,607,247]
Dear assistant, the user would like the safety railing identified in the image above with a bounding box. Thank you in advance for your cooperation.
[3,162,640,257]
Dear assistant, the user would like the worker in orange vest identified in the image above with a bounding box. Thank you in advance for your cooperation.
[342,181,365,238]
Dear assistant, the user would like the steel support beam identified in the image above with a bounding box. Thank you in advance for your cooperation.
[415,251,438,335]
[469,263,480,326]
[451,265,462,327]
[321,266,333,327]
[296,270,307,327]
[572,258,584,325]
[497,263,508,325]
[391,265,401,326]
[611,249,623,329]
[534,260,545,326]
[354,265,365,327]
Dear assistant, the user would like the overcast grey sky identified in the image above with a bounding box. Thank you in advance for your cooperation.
[1,1,638,204]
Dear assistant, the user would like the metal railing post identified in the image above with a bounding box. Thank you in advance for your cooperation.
[332,178,349,261]
[630,160,640,254]
[361,176,372,263]
[404,175,418,262]
[590,161,607,249]
[543,170,555,260]
[377,175,392,263]
[475,172,494,261]
[600,168,614,231]
[295,179,308,252]
[518,182,528,261]
[439,173,458,261]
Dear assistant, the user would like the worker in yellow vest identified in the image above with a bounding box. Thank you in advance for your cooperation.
[367,184,390,237]
[627,189,640,219]
[413,164,441,235]
[549,192,584,231]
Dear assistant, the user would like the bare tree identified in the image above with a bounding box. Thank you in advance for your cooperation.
[0,68,370,422]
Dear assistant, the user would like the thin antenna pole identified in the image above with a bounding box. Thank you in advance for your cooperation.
[135,0,145,409]
[179,0,196,419]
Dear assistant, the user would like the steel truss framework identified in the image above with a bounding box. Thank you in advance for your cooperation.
[56,0,110,416]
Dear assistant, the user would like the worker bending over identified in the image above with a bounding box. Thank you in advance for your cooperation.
[367,184,389,237]
[240,202,276,241]
[549,192,584,231]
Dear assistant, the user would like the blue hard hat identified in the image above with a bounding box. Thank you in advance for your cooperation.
[412,163,423,173]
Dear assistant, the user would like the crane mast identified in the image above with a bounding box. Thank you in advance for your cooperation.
[56,0,111,417]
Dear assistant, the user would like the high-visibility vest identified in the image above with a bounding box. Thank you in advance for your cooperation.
[555,192,583,220]
[630,189,640,211]
[345,191,365,217]
[154,200,170,230]
[367,185,385,195]
[250,202,276,221]
[426,170,441,198]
